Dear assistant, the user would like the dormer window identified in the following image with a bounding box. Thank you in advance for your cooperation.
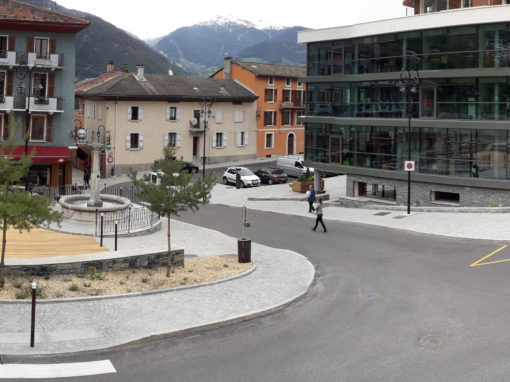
[268,76,274,86]
[285,77,292,87]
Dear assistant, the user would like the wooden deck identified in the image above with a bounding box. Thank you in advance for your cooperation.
[3,228,109,258]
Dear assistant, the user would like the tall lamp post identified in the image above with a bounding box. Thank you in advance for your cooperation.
[200,97,214,179]
[400,68,419,215]
[16,63,44,156]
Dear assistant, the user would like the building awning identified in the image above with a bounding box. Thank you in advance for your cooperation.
[6,146,71,164]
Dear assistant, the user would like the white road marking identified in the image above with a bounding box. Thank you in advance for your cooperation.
[0,360,116,379]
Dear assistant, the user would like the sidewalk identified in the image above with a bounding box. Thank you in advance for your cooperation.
[1,168,509,356]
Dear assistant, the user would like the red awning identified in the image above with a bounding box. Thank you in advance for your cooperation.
[6,146,71,164]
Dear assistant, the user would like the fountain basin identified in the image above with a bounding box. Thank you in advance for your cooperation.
[59,194,132,222]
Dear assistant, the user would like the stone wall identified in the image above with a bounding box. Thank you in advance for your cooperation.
[5,249,184,277]
[346,174,510,207]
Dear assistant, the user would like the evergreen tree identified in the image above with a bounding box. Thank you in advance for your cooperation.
[0,113,63,288]
[129,147,215,277]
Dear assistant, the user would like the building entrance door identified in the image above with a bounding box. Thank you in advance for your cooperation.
[330,135,342,163]
[193,136,199,158]
[287,133,295,155]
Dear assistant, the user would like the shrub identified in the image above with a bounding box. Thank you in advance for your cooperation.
[141,277,149,283]
[15,290,29,299]
[13,280,23,289]
[69,283,79,292]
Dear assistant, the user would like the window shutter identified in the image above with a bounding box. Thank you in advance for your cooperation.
[223,133,227,148]
[176,107,181,121]
[46,115,53,141]
[274,89,278,103]
[26,37,34,53]
[8,36,15,51]
[86,104,91,118]
[2,115,8,140]
[212,133,217,147]
[125,134,131,149]
[274,111,277,125]
[127,107,132,120]
[47,74,55,98]
[166,107,170,121]
[98,105,103,120]
[215,109,223,123]
[6,71,13,96]
[245,132,249,146]
[139,133,144,149]
[164,133,169,147]
[264,89,268,102]
[49,38,56,54]
[139,107,143,121]
[176,133,182,148]
[236,132,241,146]
[235,110,243,123]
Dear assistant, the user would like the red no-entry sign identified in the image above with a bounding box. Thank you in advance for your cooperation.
[405,161,415,172]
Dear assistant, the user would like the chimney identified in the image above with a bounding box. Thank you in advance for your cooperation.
[223,55,232,80]
[106,60,114,73]
[136,64,145,80]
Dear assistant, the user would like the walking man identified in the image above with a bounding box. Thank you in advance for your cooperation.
[312,198,327,232]
[307,184,316,213]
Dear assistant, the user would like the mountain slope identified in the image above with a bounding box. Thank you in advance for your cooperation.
[21,0,186,79]
[155,20,307,76]
[237,26,307,65]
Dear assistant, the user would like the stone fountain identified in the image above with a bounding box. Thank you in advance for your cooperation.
[59,126,131,222]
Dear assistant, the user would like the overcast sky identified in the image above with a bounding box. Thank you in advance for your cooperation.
[55,0,410,40]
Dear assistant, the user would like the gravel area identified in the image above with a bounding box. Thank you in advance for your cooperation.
[0,254,252,300]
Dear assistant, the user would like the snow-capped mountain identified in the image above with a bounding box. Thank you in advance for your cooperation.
[154,18,307,76]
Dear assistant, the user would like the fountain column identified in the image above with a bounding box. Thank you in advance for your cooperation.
[87,143,103,207]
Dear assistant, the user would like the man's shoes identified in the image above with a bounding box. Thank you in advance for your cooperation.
[324,230,327,233]
[312,228,316,231]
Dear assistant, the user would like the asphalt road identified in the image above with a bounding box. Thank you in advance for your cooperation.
[4,205,510,381]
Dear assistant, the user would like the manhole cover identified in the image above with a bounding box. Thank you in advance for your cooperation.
[374,212,391,216]
[419,334,448,348]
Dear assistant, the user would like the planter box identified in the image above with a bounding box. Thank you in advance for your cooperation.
[291,180,325,193]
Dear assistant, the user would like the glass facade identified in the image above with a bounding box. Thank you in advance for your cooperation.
[304,20,510,183]
[306,123,510,180]
[307,77,510,120]
[307,23,510,76]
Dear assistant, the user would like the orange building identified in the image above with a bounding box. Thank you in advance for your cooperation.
[403,0,509,14]
[213,58,306,158]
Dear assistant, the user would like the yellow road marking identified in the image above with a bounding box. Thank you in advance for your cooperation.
[470,245,508,267]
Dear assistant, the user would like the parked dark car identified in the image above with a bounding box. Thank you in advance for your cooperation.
[254,168,288,185]
[181,161,199,173]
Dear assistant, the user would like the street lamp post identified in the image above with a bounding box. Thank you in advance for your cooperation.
[400,68,419,215]
[16,63,44,157]
[200,97,214,179]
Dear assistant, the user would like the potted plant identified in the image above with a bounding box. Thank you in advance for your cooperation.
[290,168,324,193]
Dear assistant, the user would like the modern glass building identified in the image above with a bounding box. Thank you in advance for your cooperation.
[298,5,510,206]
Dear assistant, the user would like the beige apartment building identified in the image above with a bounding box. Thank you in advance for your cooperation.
[75,65,258,175]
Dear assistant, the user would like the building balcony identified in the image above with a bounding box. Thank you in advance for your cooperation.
[0,96,14,111]
[279,101,305,109]
[189,120,206,133]
[13,95,62,113]
[16,52,63,70]
[0,50,16,68]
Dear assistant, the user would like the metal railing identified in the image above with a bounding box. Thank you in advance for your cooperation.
[94,207,160,235]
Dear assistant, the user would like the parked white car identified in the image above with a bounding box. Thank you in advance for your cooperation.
[222,167,261,187]
[276,155,314,177]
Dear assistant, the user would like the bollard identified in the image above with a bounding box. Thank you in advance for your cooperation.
[120,187,123,197]
[114,220,118,251]
[30,281,36,347]
[237,238,251,263]
[100,213,104,247]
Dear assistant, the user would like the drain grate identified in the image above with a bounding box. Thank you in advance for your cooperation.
[374,212,391,216]
[419,334,448,348]
[393,215,407,219]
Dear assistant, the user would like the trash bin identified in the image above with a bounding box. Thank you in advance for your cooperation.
[237,238,251,263]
